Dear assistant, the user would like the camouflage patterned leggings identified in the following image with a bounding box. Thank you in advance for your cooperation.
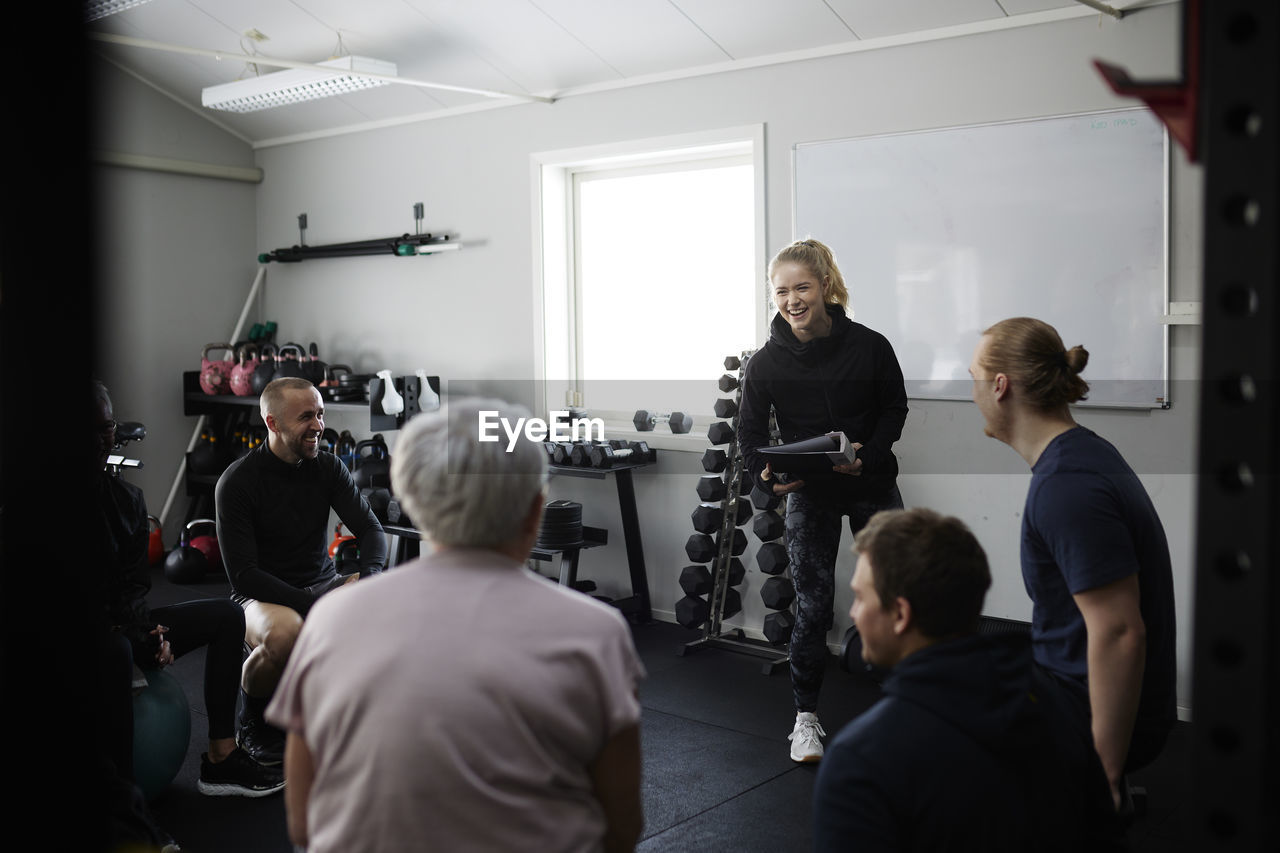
[784,485,904,712]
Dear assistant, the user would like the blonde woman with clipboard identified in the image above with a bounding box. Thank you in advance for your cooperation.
[737,238,909,763]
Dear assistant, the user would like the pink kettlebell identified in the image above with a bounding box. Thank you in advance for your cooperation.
[230,343,260,397]
[199,343,236,396]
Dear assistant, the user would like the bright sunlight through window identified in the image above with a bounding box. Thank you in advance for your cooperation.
[572,158,757,416]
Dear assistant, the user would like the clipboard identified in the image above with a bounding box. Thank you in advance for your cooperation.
[758,432,857,475]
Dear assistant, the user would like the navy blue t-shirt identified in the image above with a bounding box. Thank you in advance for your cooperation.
[1022,426,1176,728]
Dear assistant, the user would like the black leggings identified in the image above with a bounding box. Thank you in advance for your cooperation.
[147,598,246,741]
[784,485,904,712]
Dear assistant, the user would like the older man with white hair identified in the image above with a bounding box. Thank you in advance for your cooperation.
[266,398,646,853]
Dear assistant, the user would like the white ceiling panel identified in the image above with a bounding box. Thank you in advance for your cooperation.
[532,0,727,78]
[185,0,340,60]
[83,0,1175,145]
[402,0,620,93]
[997,0,1091,14]
[826,0,1007,40]
[671,0,859,60]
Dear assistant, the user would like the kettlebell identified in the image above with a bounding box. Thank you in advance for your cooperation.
[164,527,208,584]
[321,364,350,389]
[303,342,327,385]
[199,343,236,395]
[334,538,361,575]
[320,428,340,454]
[187,429,222,477]
[250,343,278,396]
[273,343,307,381]
[328,523,355,559]
[362,486,392,524]
[147,515,164,567]
[352,437,391,490]
[229,343,260,397]
[336,430,357,469]
[186,518,222,575]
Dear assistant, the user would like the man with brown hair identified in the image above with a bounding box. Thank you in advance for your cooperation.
[215,377,387,765]
[812,508,1120,852]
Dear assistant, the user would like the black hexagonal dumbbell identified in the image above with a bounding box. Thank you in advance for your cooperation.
[749,482,782,511]
[763,610,795,645]
[633,410,693,434]
[686,533,717,564]
[732,498,753,527]
[707,421,735,446]
[717,374,740,393]
[725,557,746,587]
[713,398,739,419]
[696,475,727,503]
[569,441,601,466]
[589,440,652,469]
[675,595,710,629]
[691,504,724,535]
[701,448,728,473]
[760,576,796,610]
[752,510,785,542]
[721,587,742,619]
[724,355,742,371]
[756,542,789,575]
[551,442,574,466]
[722,527,747,557]
[679,565,712,597]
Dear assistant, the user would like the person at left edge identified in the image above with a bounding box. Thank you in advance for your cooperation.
[215,377,387,766]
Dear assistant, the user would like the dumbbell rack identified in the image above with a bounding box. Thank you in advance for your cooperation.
[680,350,791,676]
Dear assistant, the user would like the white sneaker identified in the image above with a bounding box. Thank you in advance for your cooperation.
[788,711,826,763]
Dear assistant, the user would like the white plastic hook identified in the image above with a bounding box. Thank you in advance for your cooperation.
[415,370,440,411]
[378,369,404,415]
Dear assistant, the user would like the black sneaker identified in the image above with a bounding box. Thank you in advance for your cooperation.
[237,708,286,766]
[197,748,285,797]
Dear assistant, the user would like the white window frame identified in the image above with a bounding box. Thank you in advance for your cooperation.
[530,125,768,449]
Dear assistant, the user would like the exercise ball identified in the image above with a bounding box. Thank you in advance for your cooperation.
[131,668,191,800]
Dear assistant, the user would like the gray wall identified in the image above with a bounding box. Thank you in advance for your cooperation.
[95,6,1200,714]
[91,56,260,537]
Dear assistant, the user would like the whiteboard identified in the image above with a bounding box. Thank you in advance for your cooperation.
[794,108,1169,409]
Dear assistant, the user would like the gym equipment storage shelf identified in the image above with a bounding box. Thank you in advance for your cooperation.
[547,460,654,625]
[182,371,368,417]
[385,523,608,584]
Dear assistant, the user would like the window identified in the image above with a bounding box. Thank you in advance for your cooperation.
[534,127,766,435]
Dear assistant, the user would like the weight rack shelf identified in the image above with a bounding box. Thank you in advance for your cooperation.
[182,371,368,417]
[546,458,655,625]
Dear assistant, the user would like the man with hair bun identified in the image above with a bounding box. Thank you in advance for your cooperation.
[968,317,1176,816]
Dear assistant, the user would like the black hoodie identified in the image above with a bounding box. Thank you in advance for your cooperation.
[813,634,1123,852]
[737,305,908,502]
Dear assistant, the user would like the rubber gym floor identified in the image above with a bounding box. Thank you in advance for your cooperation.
[142,560,1192,853]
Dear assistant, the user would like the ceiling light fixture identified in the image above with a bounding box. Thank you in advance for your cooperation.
[202,55,397,113]
[84,0,156,21]
[87,33,555,106]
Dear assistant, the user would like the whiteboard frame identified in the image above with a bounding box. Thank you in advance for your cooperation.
[790,108,1171,410]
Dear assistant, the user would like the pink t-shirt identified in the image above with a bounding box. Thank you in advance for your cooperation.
[267,547,645,853]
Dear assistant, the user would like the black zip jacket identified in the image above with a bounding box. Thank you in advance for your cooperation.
[94,471,157,663]
[215,444,387,617]
[813,634,1123,852]
[737,305,909,501]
